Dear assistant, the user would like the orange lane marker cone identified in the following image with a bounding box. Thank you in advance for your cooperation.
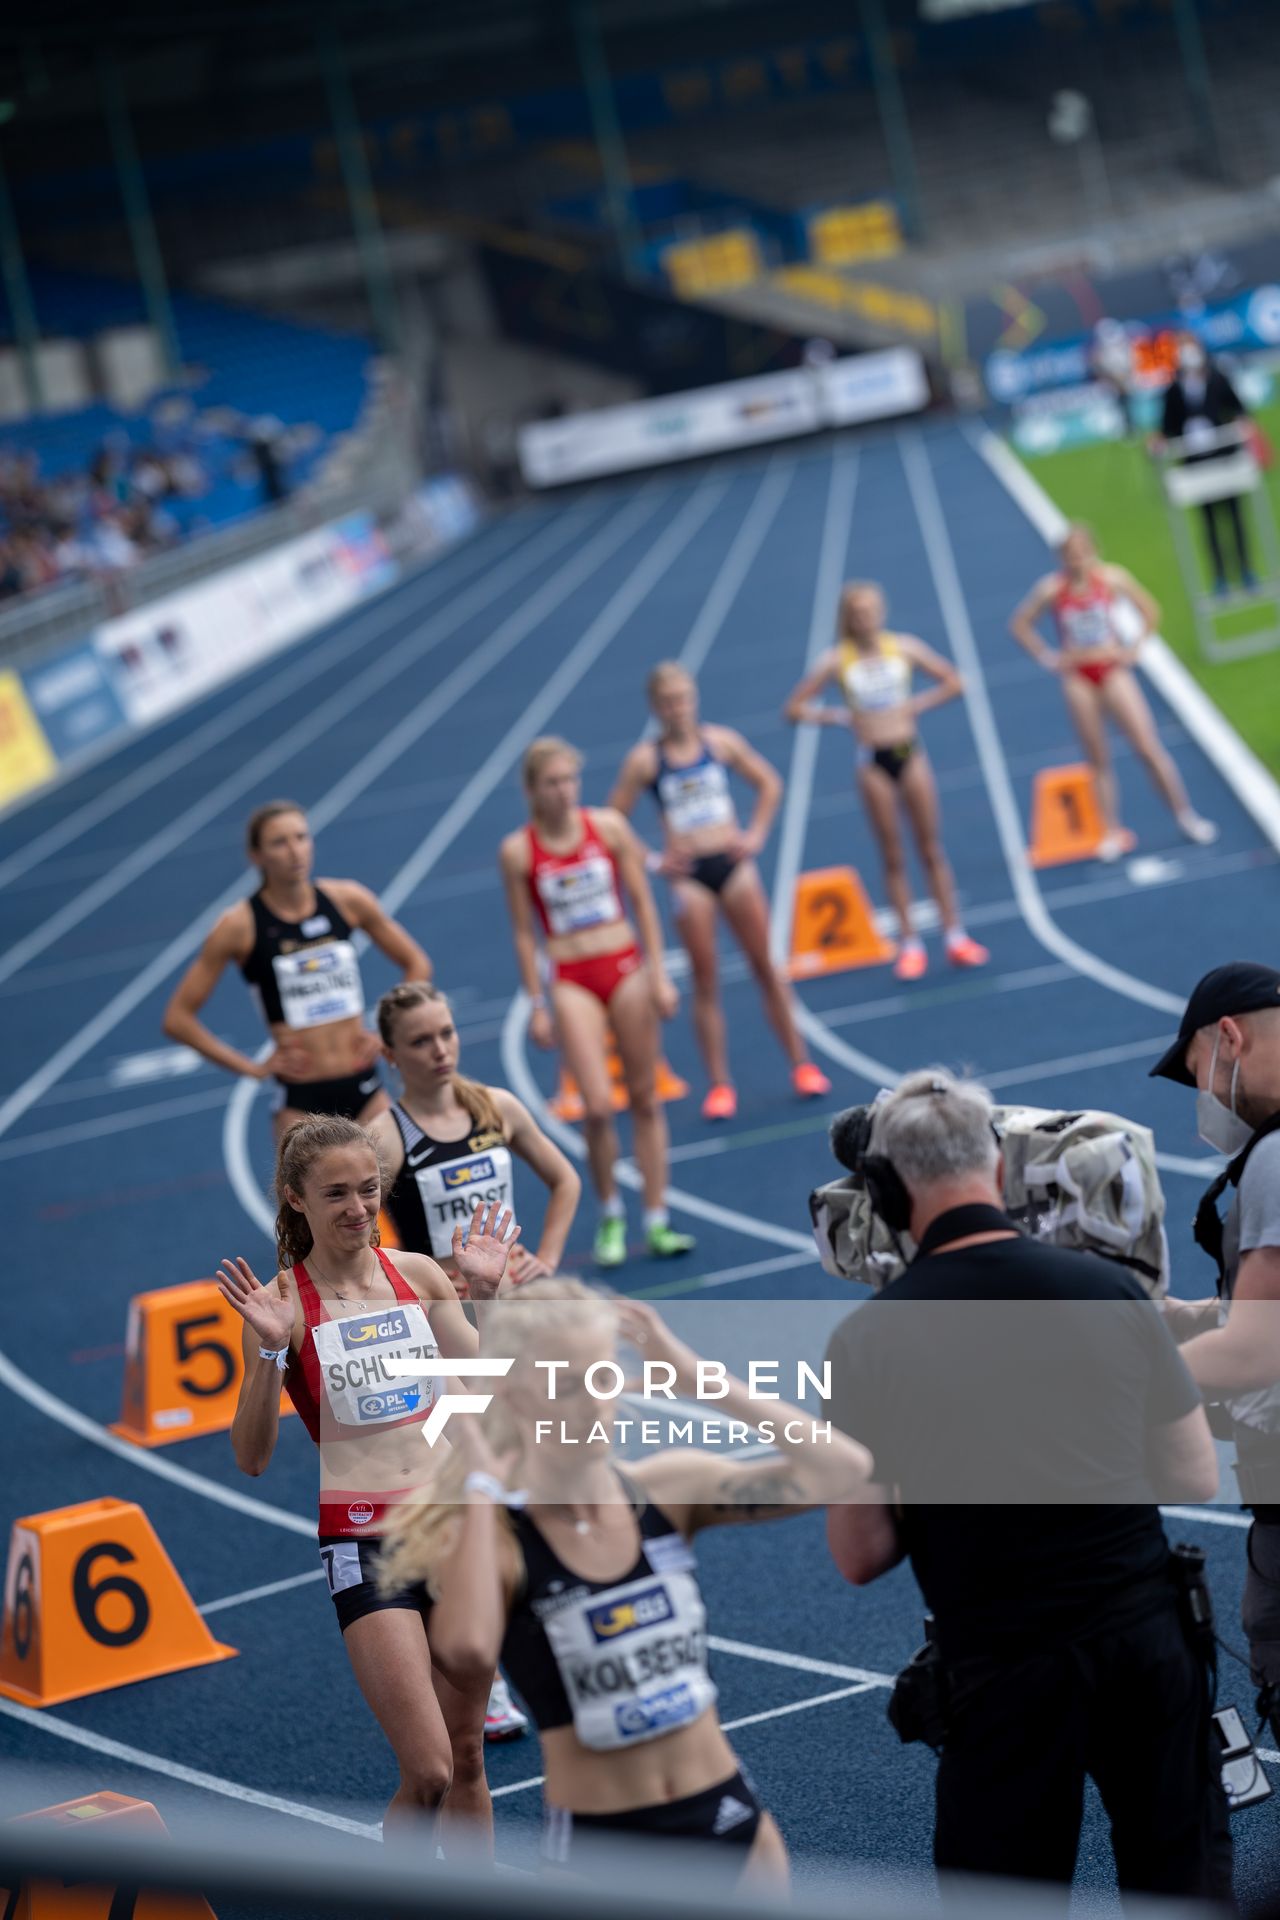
[110,1280,294,1448]
[0,1499,236,1707]
[1028,763,1136,868]
[1,1792,217,1920]
[551,1035,689,1122]
[788,866,896,979]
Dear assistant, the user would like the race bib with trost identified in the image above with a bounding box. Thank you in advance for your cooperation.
[536,857,621,937]
[310,1302,439,1430]
[657,763,735,834]
[272,939,365,1029]
[538,1555,716,1751]
[409,1144,515,1238]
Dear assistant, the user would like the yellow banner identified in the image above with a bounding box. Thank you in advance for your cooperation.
[0,669,58,807]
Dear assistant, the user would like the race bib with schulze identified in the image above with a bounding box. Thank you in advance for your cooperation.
[272,939,365,1029]
[540,1561,716,1750]
[537,857,620,937]
[310,1302,439,1430]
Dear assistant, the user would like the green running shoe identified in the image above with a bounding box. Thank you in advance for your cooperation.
[647,1223,696,1259]
[593,1216,627,1268]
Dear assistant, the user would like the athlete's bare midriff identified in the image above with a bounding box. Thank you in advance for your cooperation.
[265,1011,373,1082]
[539,1708,734,1814]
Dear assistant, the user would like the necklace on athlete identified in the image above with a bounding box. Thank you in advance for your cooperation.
[308,1250,379,1305]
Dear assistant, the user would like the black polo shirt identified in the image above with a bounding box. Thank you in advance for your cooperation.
[825,1205,1202,1652]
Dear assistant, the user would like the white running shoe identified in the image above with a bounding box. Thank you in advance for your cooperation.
[485,1672,529,1742]
[1096,831,1128,864]
[1177,811,1220,846]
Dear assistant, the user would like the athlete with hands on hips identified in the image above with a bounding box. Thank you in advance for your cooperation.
[215,1115,519,1843]
[1009,524,1218,861]
[164,800,429,1138]
[499,737,693,1270]
[609,662,830,1122]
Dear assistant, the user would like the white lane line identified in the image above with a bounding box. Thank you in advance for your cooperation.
[0,503,600,995]
[721,1681,881,1733]
[491,1679,886,1800]
[0,1087,231,1162]
[769,449,859,970]
[632,1250,818,1299]
[1161,1504,1249,1530]
[0,1345,315,1537]
[0,490,665,1144]
[225,474,736,1239]
[0,1697,380,1838]
[679,459,795,678]
[499,990,814,1254]
[707,1634,892,1687]
[199,1569,325,1615]
[0,513,539,891]
[981,1035,1173,1091]
[970,425,1280,861]
[898,431,1184,1021]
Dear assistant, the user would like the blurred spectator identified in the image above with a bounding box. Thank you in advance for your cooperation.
[0,432,211,602]
[1156,336,1256,595]
[248,418,289,507]
[1089,319,1134,436]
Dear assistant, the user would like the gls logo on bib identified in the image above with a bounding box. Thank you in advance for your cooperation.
[342,1310,410,1349]
[442,1156,496,1191]
[587,1586,674,1641]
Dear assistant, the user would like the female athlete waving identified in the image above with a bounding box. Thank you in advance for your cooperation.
[164,800,429,1137]
[216,1115,518,1840]
[499,738,693,1270]
[610,663,829,1120]
[784,582,988,982]
[1010,525,1218,861]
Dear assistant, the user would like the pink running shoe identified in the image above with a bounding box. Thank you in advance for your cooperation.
[946,932,990,969]
[792,1062,832,1099]
[701,1084,738,1121]
[894,941,928,982]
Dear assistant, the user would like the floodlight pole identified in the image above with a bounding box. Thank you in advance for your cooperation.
[100,49,181,379]
[571,0,643,282]
[319,9,402,356]
[1171,0,1225,183]
[0,140,43,412]
[859,0,923,242]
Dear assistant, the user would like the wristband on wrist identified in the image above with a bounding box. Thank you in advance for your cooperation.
[464,1470,528,1509]
[259,1345,289,1372]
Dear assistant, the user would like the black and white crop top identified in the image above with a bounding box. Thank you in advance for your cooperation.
[502,1480,717,1751]
[240,885,364,1030]
[383,1105,514,1263]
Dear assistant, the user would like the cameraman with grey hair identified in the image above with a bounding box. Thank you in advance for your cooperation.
[824,1069,1231,1901]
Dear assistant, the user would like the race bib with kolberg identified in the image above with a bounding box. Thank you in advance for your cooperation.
[410,1145,515,1239]
[539,1561,716,1750]
[272,940,365,1029]
[310,1302,439,1430]
[657,763,735,835]
[536,857,621,937]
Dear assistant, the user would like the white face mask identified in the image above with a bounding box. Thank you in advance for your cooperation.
[1196,1032,1252,1155]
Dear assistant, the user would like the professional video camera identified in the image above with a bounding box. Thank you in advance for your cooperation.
[810,1096,1169,1295]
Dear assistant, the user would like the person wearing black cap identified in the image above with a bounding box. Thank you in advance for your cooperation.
[1152,961,1280,1739]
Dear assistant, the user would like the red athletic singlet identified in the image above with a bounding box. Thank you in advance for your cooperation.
[525,813,626,942]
